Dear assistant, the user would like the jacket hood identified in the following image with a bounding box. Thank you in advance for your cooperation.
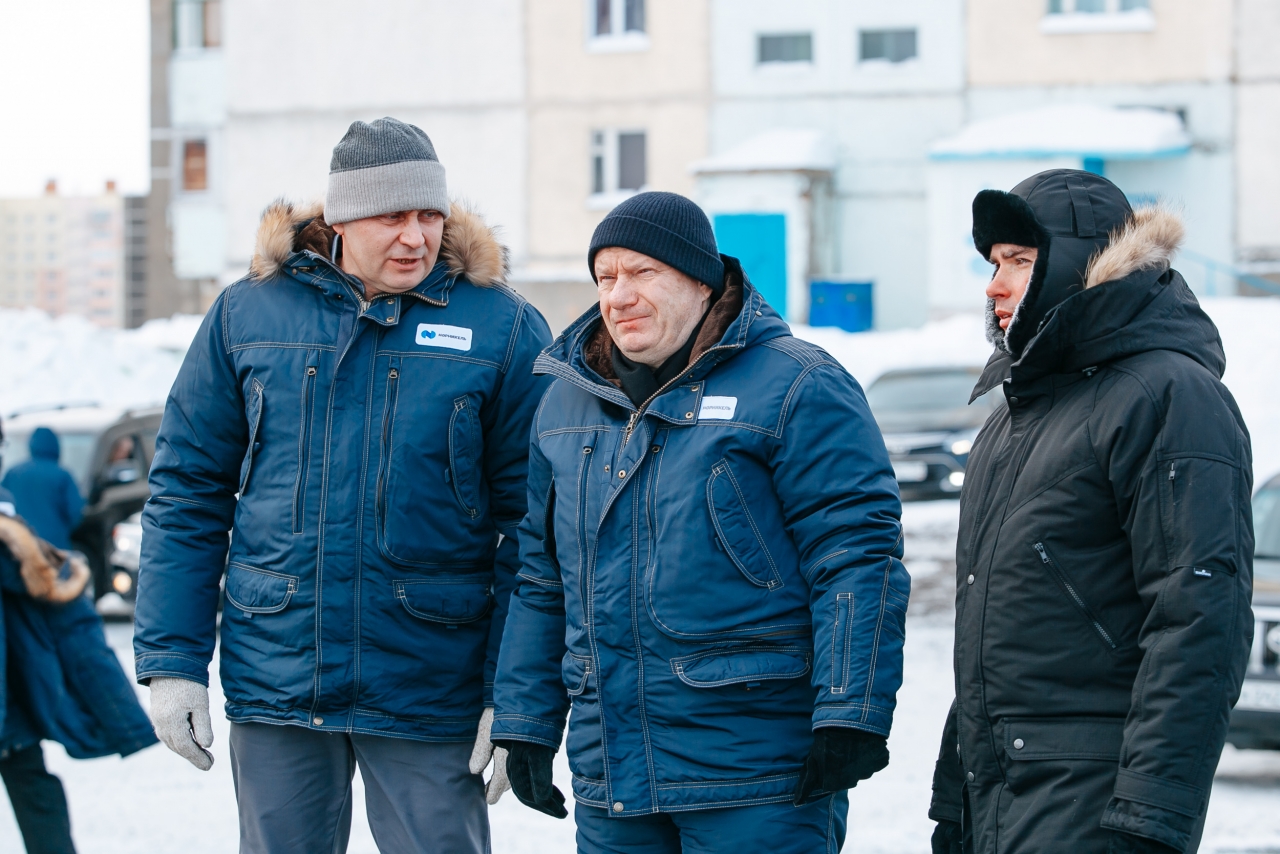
[974,170,1132,357]
[29,427,59,461]
[537,255,790,408]
[248,199,509,286]
[971,203,1223,399]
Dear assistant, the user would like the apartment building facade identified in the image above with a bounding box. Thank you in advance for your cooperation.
[0,182,126,328]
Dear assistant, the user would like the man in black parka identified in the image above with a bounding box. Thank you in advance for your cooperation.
[929,170,1254,854]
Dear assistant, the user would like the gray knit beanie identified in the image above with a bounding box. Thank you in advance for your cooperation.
[324,118,450,224]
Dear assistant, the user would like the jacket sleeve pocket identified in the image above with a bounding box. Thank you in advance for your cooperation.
[394,575,492,626]
[224,562,298,615]
[562,651,592,696]
[831,592,855,694]
[238,378,264,495]
[670,646,811,688]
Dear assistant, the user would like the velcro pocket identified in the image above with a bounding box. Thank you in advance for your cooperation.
[394,575,492,625]
[562,652,592,696]
[225,563,298,615]
[1004,716,1126,761]
[1112,767,1206,818]
[671,646,811,688]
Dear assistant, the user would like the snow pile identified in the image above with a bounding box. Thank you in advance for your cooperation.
[0,308,203,416]
[929,103,1191,160]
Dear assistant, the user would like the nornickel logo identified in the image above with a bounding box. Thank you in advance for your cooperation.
[415,324,473,352]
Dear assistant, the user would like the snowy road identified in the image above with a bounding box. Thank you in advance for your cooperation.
[2,501,1278,853]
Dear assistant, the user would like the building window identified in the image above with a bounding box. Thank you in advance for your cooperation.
[174,0,221,50]
[594,0,645,37]
[182,140,208,191]
[758,33,813,64]
[859,29,917,63]
[589,0,647,51]
[589,130,647,207]
[1043,0,1153,32]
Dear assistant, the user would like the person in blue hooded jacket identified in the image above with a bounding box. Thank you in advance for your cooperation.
[491,192,908,852]
[2,428,84,550]
[133,118,551,852]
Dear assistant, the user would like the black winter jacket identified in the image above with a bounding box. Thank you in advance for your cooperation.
[931,176,1254,854]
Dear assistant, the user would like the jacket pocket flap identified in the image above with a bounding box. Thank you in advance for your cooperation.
[562,652,592,696]
[671,647,811,688]
[394,576,492,624]
[225,563,298,615]
[1005,717,1125,761]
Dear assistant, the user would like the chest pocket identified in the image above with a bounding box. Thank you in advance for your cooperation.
[708,459,783,589]
[446,397,481,517]
[238,378,264,495]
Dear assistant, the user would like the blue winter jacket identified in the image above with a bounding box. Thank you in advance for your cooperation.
[134,203,552,741]
[2,428,84,549]
[492,259,908,814]
[0,509,156,758]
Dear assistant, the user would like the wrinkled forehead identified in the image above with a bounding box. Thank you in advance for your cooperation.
[989,243,1038,262]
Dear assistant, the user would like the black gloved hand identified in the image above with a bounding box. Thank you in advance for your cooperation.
[931,819,964,854]
[492,740,568,819]
[1108,832,1180,854]
[792,727,889,805]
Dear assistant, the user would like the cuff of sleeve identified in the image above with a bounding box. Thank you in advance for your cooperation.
[133,652,210,687]
[1101,769,1206,853]
[491,713,564,749]
[812,704,891,737]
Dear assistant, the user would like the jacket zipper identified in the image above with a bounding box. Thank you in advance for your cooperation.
[374,366,401,531]
[1034,542,1117,649]
[292,365,318,533]
[621,343,733,446]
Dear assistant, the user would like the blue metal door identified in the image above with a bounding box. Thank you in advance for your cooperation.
[714,213,787,314]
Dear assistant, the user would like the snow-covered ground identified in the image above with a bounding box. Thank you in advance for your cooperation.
[1,502,1277,853]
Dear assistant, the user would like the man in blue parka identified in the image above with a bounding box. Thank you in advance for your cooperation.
[491,192,908,852]
[134,118,551,852]
[2,428,84,550]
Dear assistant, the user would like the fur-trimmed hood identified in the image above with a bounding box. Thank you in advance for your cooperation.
[0,514,90,603]
[248,199,509,286]
[1084,203,1184,289]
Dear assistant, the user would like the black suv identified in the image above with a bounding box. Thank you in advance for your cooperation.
[865,367,1002,501]
[1,404,161,609]
[1227,472,1280,749]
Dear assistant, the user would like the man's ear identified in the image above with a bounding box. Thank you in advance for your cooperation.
[331,221,346,236]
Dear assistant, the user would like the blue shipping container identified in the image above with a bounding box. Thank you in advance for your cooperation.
[809,281,874,332]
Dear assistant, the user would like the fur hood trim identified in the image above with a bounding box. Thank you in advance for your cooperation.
[1085,203,1184,289]
[0,515,90,603]
[249,199,509,286]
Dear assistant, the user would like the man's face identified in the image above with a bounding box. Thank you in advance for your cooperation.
[331,210,445,298]
[595,247,713,368]
[985,243,1038,330]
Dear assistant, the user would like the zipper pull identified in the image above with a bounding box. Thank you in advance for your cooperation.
[306,366,317,377]
[623,411,639,443]
[1169,462,1175,481]
[389,368,399,380]
[1034,543,1049,564]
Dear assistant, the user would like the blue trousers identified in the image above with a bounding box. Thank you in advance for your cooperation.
[229,722,489,854]
[575,793,848,853]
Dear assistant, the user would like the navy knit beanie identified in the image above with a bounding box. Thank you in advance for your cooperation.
[588,192,726,294]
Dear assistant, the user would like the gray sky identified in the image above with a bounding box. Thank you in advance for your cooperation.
[0,0,148,198]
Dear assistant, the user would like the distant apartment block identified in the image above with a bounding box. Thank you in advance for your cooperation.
[0,181,126,328]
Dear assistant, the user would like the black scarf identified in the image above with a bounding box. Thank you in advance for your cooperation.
[611,310,710,407]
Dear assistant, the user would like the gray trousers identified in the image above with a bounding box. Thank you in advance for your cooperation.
[229,722,490,854]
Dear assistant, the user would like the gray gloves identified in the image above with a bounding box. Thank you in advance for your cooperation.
[148,676,215,771]
[469,707,511,804]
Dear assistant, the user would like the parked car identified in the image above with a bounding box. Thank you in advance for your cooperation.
[1228,473,1280,749]
[1,404,162,608]
[98,511,143,618]
[865,366,1002,500]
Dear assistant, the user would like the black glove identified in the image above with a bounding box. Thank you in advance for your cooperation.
[792,727,889,805]
[931,819,964,854]
[493,740,568,819]
[1108,832,1180,854]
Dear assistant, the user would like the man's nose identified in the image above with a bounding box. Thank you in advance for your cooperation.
[985,270,1006,300]
[399,221,426,249]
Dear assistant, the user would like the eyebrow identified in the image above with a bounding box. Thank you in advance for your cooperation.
[994,246,1036,261]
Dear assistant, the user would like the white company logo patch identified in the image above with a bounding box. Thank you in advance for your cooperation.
[698,396,738,420]
[415,324,473,351]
